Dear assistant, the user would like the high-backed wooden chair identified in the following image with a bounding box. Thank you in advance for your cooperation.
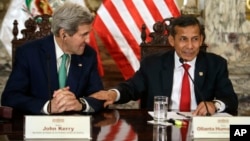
[12,14,52,65]
[139,17,207,109]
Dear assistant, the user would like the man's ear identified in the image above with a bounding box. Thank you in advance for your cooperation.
[59,29,66,39]
[168,35,175,47]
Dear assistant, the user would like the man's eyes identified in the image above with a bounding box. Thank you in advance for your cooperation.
[179,37,199,41]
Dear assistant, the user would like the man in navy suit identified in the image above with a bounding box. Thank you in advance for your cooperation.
[1,2,104,114]
[91,15,238,116]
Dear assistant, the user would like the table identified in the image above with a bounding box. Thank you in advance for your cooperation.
[0,109,229,141]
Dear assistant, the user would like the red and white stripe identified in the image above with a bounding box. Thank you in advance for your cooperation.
[91,0,180,79]
[97,119,138,141]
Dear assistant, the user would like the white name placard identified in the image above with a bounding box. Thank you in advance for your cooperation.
[24,115,91,139]
[193,116,250,138]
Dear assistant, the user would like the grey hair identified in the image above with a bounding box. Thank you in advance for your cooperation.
[51,2,93,36]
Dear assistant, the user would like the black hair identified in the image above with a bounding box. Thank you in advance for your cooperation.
[169,15,204,38]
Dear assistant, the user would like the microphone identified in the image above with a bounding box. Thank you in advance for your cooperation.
[47,54,52,113]
[179,58,211,116]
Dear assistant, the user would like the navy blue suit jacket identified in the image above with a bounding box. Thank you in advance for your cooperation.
[115,50,238,114]
[1,35,104,114]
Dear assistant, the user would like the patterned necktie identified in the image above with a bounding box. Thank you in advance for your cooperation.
[58,54,68,88]
[180,64,191,111]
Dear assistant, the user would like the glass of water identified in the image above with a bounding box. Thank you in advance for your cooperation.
[154,96,168,121]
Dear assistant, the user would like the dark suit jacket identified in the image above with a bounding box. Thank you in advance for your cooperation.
[1,35,104,114]
[115,50,238,114]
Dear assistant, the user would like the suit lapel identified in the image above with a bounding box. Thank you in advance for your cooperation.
[67,55,83,95]
[40,35,58,97]
[161,51,175,98]
[194,52,207,101]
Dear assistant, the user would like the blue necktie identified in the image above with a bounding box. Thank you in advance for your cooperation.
[58,54,68,88]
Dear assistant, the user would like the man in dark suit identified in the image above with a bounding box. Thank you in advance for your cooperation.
[91,15,238,116]
[1,2,104,114]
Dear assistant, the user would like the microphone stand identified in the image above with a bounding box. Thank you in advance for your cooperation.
[179,58,211,116]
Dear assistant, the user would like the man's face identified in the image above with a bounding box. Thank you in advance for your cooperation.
[168,25,203,61]
[64,24,92,55]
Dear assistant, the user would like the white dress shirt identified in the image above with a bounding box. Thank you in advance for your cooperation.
[170,52,197,110]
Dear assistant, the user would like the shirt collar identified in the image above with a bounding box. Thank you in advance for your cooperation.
[174,51,197,69]
[54,36,64,60]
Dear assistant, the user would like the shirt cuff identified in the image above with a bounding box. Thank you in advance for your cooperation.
[213,100,226,112]
[109,89,120,102]
[42,101,50,114]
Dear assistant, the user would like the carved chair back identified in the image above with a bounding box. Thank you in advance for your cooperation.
[12,14,52,65]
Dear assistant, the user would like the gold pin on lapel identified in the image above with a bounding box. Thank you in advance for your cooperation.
[78,64,82,67]
[199,72,203,76]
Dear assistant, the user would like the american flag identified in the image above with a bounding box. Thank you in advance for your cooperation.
[90,0,180,80]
